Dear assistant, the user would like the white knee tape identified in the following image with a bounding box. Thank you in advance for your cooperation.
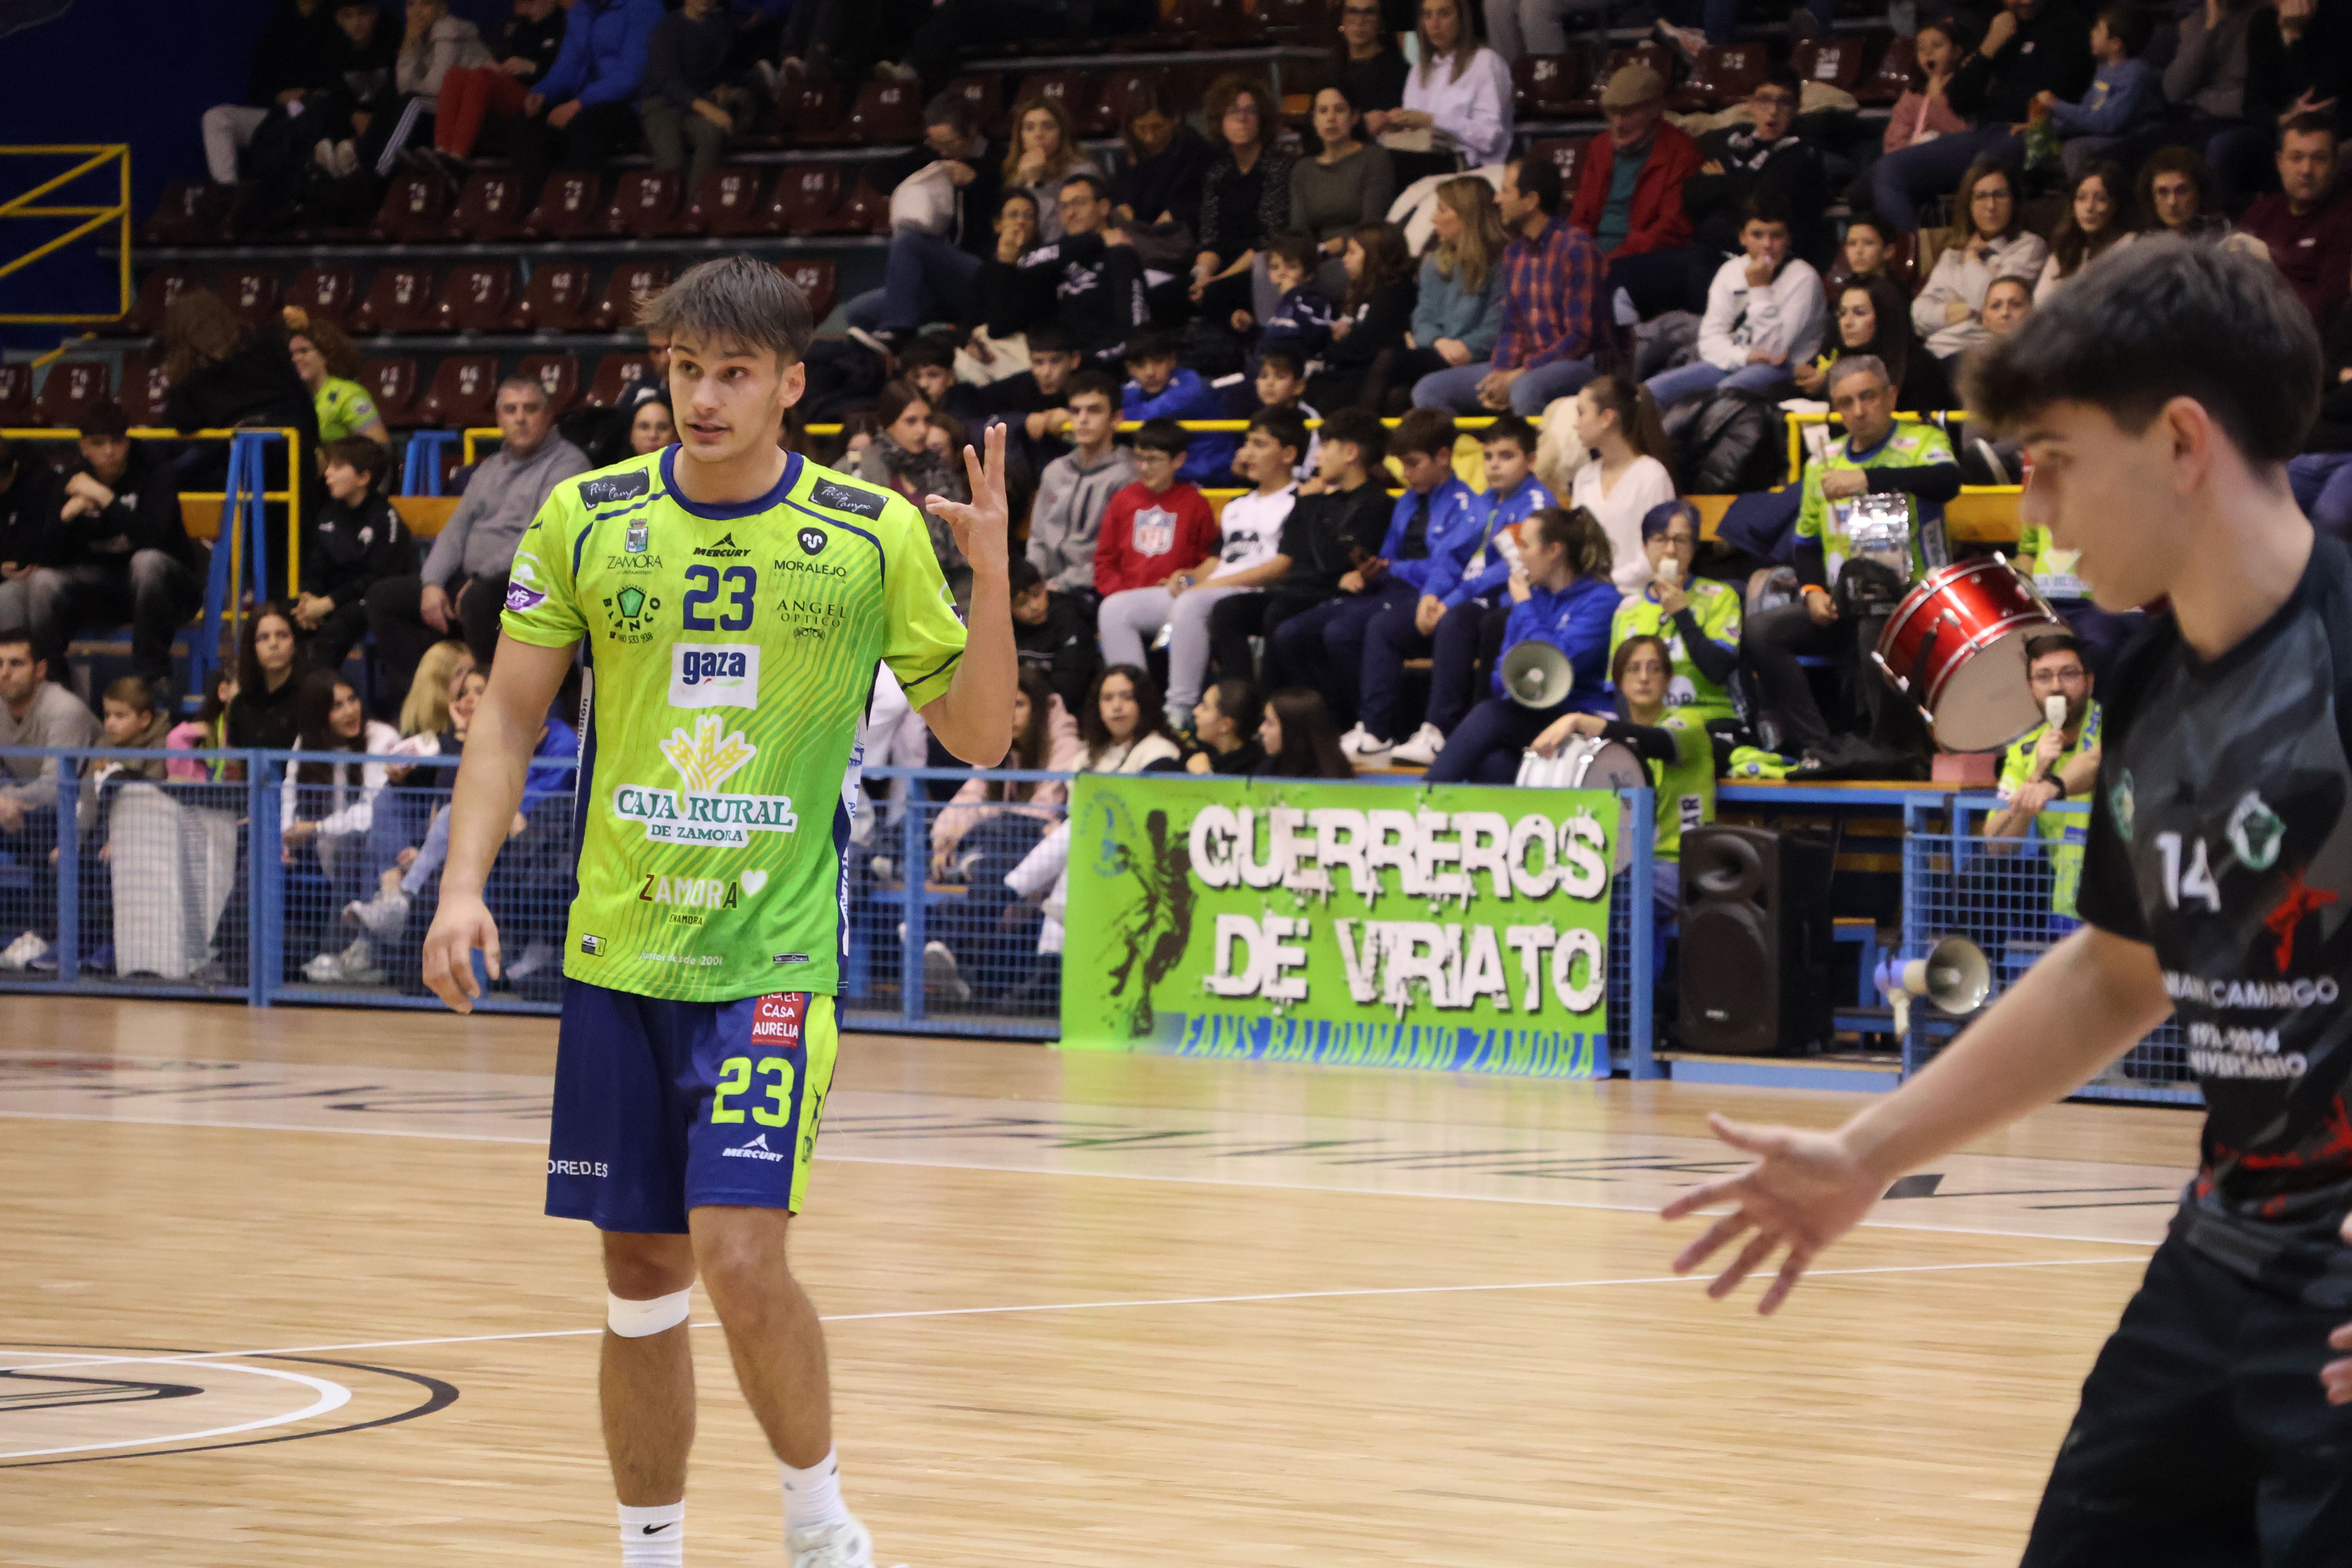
[607,1288,692,1338]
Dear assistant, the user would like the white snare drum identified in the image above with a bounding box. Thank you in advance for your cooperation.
[1517,737,1646,873]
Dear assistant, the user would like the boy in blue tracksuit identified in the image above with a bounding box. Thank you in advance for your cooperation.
[1347,415,1552,766]
[1272,408,1474,735]
[1239,236,1337,370]
[1428,505,1622,784]
[2040,5,2160,178]
[1121,329,1234,486]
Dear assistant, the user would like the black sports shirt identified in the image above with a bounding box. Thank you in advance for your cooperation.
[2077,534,2352,1307]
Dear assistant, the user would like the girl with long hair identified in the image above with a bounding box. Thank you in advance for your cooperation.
[1426,506,1621,784]
[1003,96,1087,243]
[1366,176,1505,413]
[1570,376,1679,593]
[162,288,321,524]
[2037,160,2133,299]
[1309,221,1419,411]
[1256,687,1355,779]
[287,317,391,445]
[1882,16,1972,155]
[1079,664,1183,773]
[396,641,474,739]
[857,379,968,575]
[286,672,401,983]
[224,604,310,756]
[1387,0,1512,177]
[1292,82,1396,267]
[1911,159,2049,361]
[1794,276,1953,413]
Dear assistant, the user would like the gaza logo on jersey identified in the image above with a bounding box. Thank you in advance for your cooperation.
[613,714,797,847]
[669,642,760,709]
[505,556,547,613]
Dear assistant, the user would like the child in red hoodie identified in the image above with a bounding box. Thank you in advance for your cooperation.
[1091,417,1218,599]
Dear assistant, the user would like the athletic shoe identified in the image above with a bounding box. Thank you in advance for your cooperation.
[1389,722,1447,767]
[923,940,972,1003]
[787,1518,905,1568]
[0,931,51,971]
[345,888,411,938]
[304,938,377,985]
[1652,18,1708,62]
[1338,724,1392,767]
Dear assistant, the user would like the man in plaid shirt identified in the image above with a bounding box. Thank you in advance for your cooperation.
[1412,156,1602,416]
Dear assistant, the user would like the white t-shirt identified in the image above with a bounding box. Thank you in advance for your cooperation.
[1571,455,1677,594]
[1205,484,1296,583]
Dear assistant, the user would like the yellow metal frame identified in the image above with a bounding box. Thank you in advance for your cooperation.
[2,425,303,595]
[0,145,132,325]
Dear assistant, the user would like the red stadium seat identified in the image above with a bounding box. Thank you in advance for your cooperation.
[116,353,171,427]
[1673,43,1768,111]
[1856,33,1911,106]
[450,169,530,241]
[691,167,776,237]
[359,358,421,427]
[764,164,844,232]
[604,170,686,239]
[1587,42,1677,112]
[1092,68,1167,138]
[350,263,441,335]
[413,354,501,429]
[847,78,925,145]
[776,78,849,146]
[588,263,673,332]
[1164,0,1259,45]
[520,171,603,240]
[0,363,37,426]
[115,267,201,337]
[506,261,599,333]
[508,261,602,334]
[285,264,360,328]
[584,352,659,410]
[1793,34,1867,94]
[940,74,1008,140]
[1018,72,1099,137]
[368,172,451,243]
[835,180,890,236]
[1514,51,1591,119]
[216,265,281,325]
[516,352,582,418]
[1526,137,1591,194]
[140,181,236,247]
[34,360,111,429]
[1260,0,1336,40]
[436,261,517,332]
[777,259,837,323]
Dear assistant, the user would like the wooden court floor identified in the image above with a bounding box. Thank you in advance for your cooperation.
[0,996,2205,1566]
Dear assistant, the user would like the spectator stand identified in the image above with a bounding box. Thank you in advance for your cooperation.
[0,423,299,709]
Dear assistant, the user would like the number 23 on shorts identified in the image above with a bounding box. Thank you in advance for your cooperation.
[711,1054,795,1125]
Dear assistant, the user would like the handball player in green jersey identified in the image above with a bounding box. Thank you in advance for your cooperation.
[422,256,1016,1568]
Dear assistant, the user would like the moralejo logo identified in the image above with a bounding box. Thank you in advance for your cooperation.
[612,715,797,847]
[798,526,827,555]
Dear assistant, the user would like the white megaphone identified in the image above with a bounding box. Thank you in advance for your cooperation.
[2044,694,2067,731]
[1873,934,1992,1036]
[1499,641,1575,709]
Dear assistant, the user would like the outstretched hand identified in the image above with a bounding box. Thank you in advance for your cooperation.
[925,421,1010,579]
[1661,1112,1884,1314]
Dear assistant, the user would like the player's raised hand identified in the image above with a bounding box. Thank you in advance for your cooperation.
[420,893,502,1015]
[925,420,1010,580]
[1660,1112,1882,1314]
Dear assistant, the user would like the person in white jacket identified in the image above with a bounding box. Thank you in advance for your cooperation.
[1388,0,1515,170]
[1912,160,2051,361]
[1643,204,1826,407]
[283,675,402,984]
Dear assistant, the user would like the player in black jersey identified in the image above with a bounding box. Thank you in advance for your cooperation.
[1664,236,2352,1561]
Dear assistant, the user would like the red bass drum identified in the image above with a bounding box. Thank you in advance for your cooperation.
[1873,556,2065,753]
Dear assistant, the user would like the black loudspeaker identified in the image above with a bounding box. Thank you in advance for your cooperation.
[1677,825,1833,1056]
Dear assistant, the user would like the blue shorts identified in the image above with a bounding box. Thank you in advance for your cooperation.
[545,978,842,1234]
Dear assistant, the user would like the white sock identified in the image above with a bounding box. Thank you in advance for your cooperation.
[619,1501,683,1568]
[780,1447,851,1535]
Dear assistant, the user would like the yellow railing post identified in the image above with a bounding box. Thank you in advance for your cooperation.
[0,145,133,325]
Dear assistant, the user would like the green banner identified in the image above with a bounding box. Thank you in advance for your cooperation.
[1059,774,1620,1078]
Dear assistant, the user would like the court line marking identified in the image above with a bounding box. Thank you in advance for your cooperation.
[0,1108,2169,1252]
[0,1255,2147,1376]
[0,1360,351,1460]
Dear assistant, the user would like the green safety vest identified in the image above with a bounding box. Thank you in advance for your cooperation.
[1997,701,2102,916]
[1795,420,1958,585]
[1650,711,1717,861]
[1612,578,1743,723]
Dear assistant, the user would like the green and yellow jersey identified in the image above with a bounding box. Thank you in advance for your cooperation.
[2015,521,2090,603]
[1611,578,1742,722]
[502,448,967,1002]
[1795,419,1957,585]
[1996,699,2102,917]
[1649,711,1716,860]
[314,376,381,443]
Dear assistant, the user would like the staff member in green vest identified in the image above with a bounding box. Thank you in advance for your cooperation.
[2013,515,2141,682]
[1985,631,2102,916]
[1533,632,1715,933]
[288,319,391,447]
[1610,499,1742,723]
